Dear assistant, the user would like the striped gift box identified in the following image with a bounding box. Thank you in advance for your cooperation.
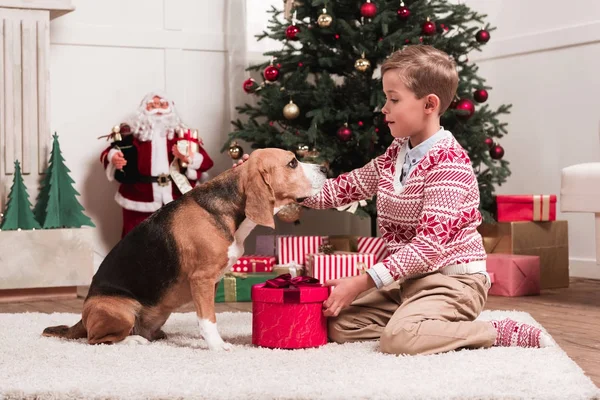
[277,236,326,266]
[306,252,376,284]
[357,236,389,263]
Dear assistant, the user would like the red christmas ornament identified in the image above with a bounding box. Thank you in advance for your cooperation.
[474,89,488,103]
[286,25,300,40]
[422,19,436,36]
[337,125,352,142]
[242,78,256,94]
[360,1,377,18]
[269,121,274,126]
[298,62,303,67]
[335,34,340,40]
[397,6,410,20]
[455,99,475,120]
[476,29,490,43]
[490,144,504,160]
[405,39,410,44]
[358,121,364,127]
[484,137,494,149]
[263,65,279,82]
[375,128,379,133]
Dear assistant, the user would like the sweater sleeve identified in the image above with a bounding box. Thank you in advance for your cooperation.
[300,141,401,210]
[370,148,480,286]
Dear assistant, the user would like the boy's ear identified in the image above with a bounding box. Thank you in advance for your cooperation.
[424,94,440,114]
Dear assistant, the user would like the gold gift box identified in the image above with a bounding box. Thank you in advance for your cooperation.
[478,221,569,289]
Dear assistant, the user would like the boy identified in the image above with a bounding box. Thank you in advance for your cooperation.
[236,45,552,355]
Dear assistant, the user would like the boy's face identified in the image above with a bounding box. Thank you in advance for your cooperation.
[381,70,430,139]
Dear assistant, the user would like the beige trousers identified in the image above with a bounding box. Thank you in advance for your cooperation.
[328,272,497,355]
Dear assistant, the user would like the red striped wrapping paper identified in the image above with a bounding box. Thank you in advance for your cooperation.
[306,252,376,284]
[277,236,326,266]
[356,236,389,263]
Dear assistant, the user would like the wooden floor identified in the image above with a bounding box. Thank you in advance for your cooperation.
[1,278,599,387]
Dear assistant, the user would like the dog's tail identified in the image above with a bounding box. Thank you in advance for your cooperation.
[42,319,87,340]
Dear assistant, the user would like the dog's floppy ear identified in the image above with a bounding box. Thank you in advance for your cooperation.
[244,157,275,229]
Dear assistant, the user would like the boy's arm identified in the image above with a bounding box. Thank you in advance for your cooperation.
[301,145,395,210]
[368,150,482,287]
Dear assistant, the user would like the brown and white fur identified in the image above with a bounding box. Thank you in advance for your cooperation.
[42,149,327,351]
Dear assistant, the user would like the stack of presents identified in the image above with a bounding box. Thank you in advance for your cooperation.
[223,194,568,349]
[481,194,569,296]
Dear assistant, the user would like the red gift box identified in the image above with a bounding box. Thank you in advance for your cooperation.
[496,195,557,222]
[357,236,389,263]
[306,252,375,284]
[232,255,275,273]
[251,275,330,349]
[277,236,325,265]
[486,253,540,297]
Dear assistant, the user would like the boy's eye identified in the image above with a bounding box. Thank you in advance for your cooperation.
[389,99,398,104]
[288,159,298,168]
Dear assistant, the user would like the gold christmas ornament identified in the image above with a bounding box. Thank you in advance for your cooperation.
[228,141,244,160]
[283,100,300,120]
[276,203,303,223]
[296,144,310,157]
[354,53,371,72]
[317,8,333,28]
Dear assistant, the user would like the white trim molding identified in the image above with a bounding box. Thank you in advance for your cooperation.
[471,21,600,62]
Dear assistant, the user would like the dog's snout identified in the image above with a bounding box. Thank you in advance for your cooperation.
[319,166,328,174]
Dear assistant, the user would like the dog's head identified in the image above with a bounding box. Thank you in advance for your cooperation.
[242,148,327,229]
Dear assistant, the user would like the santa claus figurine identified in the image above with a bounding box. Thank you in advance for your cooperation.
[100,91,213,238]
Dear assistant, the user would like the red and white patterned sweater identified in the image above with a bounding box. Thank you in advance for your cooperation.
[302,133,487,286]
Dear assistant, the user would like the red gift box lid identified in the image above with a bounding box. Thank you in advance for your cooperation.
[252,283,329,304]
[496,195,556,204]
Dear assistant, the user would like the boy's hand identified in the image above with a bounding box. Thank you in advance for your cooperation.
[232,153,249,168]
[322,273,376,317]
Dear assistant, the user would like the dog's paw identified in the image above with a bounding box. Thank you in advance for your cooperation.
[207,340,233,352]
[117,335,150,346]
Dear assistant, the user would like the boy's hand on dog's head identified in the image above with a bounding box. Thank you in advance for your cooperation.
[232,153,249,168]
[322,274,376,317]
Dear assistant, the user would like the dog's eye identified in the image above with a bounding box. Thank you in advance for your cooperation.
[288,159,298,169]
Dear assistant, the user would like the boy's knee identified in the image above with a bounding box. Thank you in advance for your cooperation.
[380,321,420,355]
[327,317,351,344]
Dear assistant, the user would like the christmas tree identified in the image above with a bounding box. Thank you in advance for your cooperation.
[223,0,510,226]
[35,133,95,229]
[0,160,41,230]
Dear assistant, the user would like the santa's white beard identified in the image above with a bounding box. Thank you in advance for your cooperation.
[132,111,182,142]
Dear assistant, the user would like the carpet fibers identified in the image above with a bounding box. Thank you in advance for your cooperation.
[0,310,598,400]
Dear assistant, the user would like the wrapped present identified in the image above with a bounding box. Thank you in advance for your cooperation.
[478,221,568,289]
[486,254,541,297]
[327,235,359,252]
[306,252,375,284]
[496,195,557,222]
[252,274,330,349]
[273,262,305,277]
[357,236,389,263]
[277,235,325,265]
[255,235,277,256]
[215,272,276,302]
[231,255,275,273]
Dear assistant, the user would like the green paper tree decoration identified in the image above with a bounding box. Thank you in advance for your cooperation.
[0,160,42,230]
[35,133,95,229]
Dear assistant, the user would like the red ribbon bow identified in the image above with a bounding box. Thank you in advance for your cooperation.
[265,273,321,289]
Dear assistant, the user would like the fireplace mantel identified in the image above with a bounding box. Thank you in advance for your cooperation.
[0,0,74,20]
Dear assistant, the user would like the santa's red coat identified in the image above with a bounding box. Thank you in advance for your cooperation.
[100,132,213,213]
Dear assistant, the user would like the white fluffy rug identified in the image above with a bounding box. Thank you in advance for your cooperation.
[0,310,598,400]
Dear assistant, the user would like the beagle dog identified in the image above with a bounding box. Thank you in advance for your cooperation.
[43,148,327,351]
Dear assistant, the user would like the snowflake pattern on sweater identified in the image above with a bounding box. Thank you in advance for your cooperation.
[302,134,487,282]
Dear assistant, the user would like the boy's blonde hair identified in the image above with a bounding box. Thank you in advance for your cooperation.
[381,45,458,114]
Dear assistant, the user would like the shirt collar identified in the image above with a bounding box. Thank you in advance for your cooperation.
[406,128,449,162]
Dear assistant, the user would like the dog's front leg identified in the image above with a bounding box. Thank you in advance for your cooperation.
[190,277,232,351]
